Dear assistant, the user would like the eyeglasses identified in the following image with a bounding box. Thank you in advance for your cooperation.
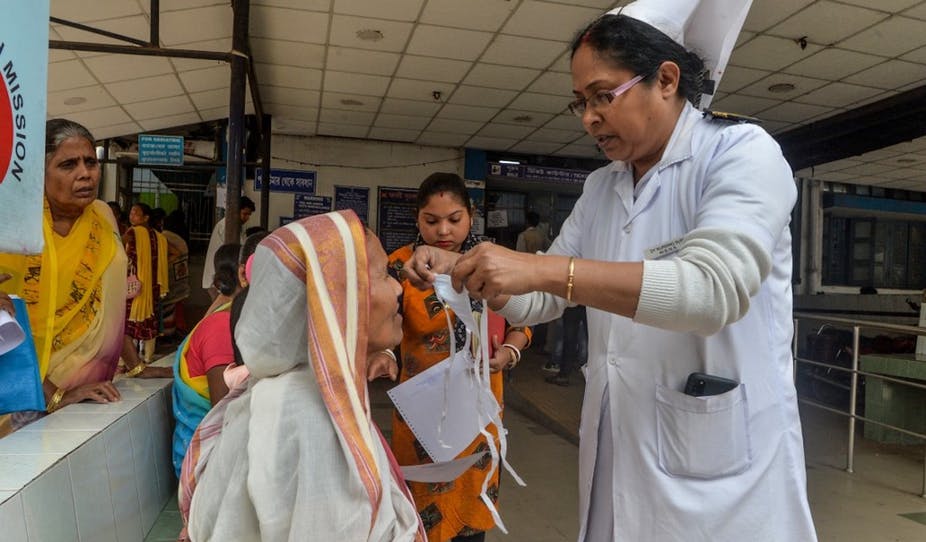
[568,74,645,117]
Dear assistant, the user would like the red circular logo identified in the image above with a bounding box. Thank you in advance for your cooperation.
[0,75,13,185]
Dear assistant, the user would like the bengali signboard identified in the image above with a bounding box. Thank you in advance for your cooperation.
[334,185,370,225]
[0,1,48,254]
[138,134,184,166]
[293,194,332,219]
[254,168,316,193]
[488,162,589,184]
[377,187,418,254]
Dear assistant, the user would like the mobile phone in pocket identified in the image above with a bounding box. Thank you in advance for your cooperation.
[683,372,738,397]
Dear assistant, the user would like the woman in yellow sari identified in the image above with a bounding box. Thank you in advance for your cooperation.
[0,119,133,433]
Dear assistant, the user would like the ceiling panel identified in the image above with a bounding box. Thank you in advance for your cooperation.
[326,47,401,76]
[387,78,456,102]
[394,55,473,83]
[502,1,603,42]
[462,64,541,91]
[323,71,392,96]
[405,25,493,61]
[124,96,196,121]
[794,82,883,108]
[252,38,327,68]
[417,131,470,147]
[159,5,232,46]
[528,71,573,96]
[769,1,887,46]
[47,85,117,116]
[47,60,99,92]
[368,127,421,142]
[419,0,519,32]
[179,66,230,93]
[107,74,185,104]
[842,59,926,90]
[481,35,568,70]
[379,98,442,117]
[262,87,321,107]
[250,7,330,44]
[840,16,926,57]
[83,55,175,84]
[141,112,203,132]
[742,0,814,32]
[50,0,143,23]
[329,15,415,53]
[334,0,425,21]
[449,86,517,108]
[436,104,500,122]
[731,35,823,72]
[320,92,381,112]
[374,113,431,131]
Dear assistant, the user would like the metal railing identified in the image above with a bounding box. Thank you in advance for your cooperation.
[793,312,926,498]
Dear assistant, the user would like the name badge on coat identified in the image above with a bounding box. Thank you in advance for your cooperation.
[644,236,685,260]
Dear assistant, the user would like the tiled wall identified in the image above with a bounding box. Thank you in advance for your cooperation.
[0,376,173,542]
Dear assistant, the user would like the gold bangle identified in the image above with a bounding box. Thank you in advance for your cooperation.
[125,362,146,378]
[47,387,66,413]
[565,257,576,302]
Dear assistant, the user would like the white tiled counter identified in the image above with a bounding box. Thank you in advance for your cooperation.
[0,355,174,542]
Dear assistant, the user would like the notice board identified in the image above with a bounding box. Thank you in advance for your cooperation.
[377,186,418,254]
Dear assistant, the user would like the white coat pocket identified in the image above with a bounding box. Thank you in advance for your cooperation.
[655,383,751,479]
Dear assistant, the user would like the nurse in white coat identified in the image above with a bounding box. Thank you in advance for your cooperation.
[402,0,818,540]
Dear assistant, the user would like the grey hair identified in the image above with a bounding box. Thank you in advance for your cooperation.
[45,118,95,163]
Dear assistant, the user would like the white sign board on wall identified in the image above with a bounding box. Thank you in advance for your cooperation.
[0,1,49,254]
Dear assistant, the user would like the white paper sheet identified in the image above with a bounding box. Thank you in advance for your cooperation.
[400,452,485,483]
[0,306,25,357]
[387,352,500,464]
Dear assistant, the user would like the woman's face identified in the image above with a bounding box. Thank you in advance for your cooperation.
[571,44,668,165]
[44,137,100,217]
[366,234,403,353]
[129,205,148,226]
[416,192,472,253]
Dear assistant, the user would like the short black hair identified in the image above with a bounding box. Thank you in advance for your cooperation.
[240,230,270,265]
[132,202,152,217]
[213,243,242,296]
[570,14,707,106]
[526,211,540,227]
[416,172,472,214]
[240,196,256,212]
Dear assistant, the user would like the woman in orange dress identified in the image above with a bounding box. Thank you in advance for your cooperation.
[384,172,530,542]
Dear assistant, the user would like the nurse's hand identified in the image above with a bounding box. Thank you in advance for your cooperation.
[402,245,462,289]
[452,242,537,300]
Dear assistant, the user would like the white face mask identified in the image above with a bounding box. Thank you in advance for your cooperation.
[432,274,479,336]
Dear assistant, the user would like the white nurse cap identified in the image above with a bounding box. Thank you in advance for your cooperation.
[607,0,753,108]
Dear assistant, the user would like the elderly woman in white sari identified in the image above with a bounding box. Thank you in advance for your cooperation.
[181,210,425,542]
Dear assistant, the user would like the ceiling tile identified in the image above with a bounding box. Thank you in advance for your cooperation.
[179,66,230,93]
[47,60,99,92]
[850,162,900,176]
[54,15,151,54]
[742,0,814,32]
[379,98,442,117]
[198,106,233,121]
[493,110,554,127]
[731,35,823,71]
[256,64,323,90]
[544,114,584,131]
[510,141,564,155]
[531,127,585,144]
[844,89,897,109]
[263,86,320,107]
[436,104,500,122]
[794,81,883,107]
[736,31,755,47]
[839,0,921,11]
[160,5,232,46]
[323,71,391,96]
[549,50,572,73]
[252,0,330,11]
[876,167,921,180]
[251,7,330,44]
[141,112,203,132]
[761,120,796,134]
[266,104,318,121]
[321,92,382,112]
[567,0,620,7]
[190,89,229,110]
[66,106,132,129]
[374,113,431,130]
[477,123,534,139]
[839,16,926,56]
[815,158,864,172]
[319,109,376,126]
[481,36,567,69]
[46,85,116,116]
[739,73,829,101]
[528,71,573,96]
[466,136,517,151]
[900,45,926,63]
[49,49,75,63]
[155,0,229,12]
[905,2,926,20]
[717,65,772,93]
[843,59,926,90]
[251,38,326,68]
[334,0,424,21]
[710,94,781,116]
[94,122,144,139]
[420,0,518,31]
[125,95,195,121]
[368,127,421,142]
[317,122,369,138]
[106,74,184,104]
[417,132,470,147]
[769,1,887,46]
[83,55,174,84]
[449,86,517,107]
[326,47,402,76]
[395,55,473,83]
[502,1,601,41]
[168,39,230,72]
[555,142,602,158]
[427,118,485,135]
[273,118,317,136]
[387,78,456,101]
[507,92,568,114]
[50,0,142,22]
[329,15,414,53]
[757,101,835,123]
[782,48,885,81]
[463,64,541,91]
[406,25,494,61]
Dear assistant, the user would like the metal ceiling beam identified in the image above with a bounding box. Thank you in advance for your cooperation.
[776,84,926,172]
[225,0,250,243]
[150,0,159,47]
[48,40,231,61]
[50,16,149,47]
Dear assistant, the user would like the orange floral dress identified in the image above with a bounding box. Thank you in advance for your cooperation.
[389,244,530,541]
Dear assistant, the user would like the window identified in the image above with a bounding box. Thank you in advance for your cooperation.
[823,215,926,289]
